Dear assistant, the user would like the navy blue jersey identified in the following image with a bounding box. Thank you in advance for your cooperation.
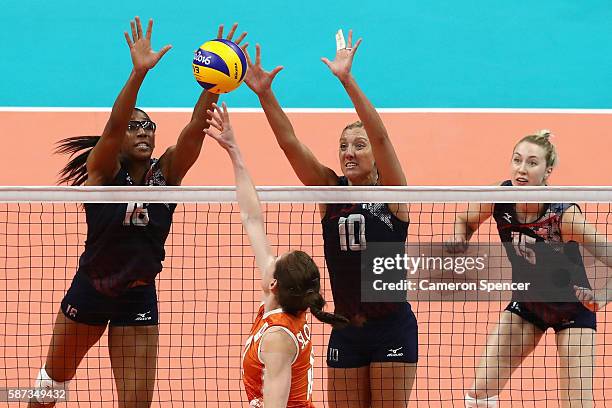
[493,180,591,325]
[77,159,176,296]
[322,177,409,320]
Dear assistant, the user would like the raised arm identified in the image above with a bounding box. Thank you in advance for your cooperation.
[322,29,406,186]
[204,102,276,289]
[86,17,171,186]
[245,45,337,186]
[161,24,248,186]
[561,206,612,311]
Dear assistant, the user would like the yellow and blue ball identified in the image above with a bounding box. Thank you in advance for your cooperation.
[192,39,247,94]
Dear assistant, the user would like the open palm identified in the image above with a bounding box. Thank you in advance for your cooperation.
[321,29,362,82]
[204,103,237,151]
[124,16,172,72]
[244,44,283,95]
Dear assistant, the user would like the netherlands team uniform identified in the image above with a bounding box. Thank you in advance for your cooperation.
[322,176,418,368]
[494,180,596,332]
[61,159,176,326]
[242,304,315,408]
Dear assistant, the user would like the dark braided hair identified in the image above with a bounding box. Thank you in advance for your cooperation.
[56,136,100,186]
[55,108,152,186]
[275,251,349,329]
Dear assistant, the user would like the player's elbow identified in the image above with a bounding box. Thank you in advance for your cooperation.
[240,211,264,227]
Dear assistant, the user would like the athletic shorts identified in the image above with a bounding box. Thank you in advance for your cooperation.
[61,272,159,327]
[326,303,418,368]
[505,301,596,333]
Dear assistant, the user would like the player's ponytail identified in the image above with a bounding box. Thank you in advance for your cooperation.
[275,250,349,328]
[514,129,558,168]
[55,136,100,186]
[305,291,349,329]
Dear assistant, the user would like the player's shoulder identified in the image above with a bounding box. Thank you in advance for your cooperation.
[265,309,303,327]
[260,326,298,358]
[551,202,580,215]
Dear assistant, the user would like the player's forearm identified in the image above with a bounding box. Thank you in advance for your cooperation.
[589,241,612,269]
[339,74,388,142]
[453,216,472,240]
[258,89,300,150]
[171,91,218,167]
[191,90,220,126]
[105,69,147,136]
[228,147,265,225]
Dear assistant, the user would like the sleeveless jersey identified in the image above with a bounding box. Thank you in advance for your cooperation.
[493,180,591,324]
[322,176,409,320]
[242,304,315,408]
[77,159,176,296]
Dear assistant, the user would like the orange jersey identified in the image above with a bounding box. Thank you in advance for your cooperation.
[242,304,315,408]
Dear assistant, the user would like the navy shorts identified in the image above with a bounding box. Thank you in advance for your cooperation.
[505,301,596,333]
[61,272,159,327]
[326,303,418,368]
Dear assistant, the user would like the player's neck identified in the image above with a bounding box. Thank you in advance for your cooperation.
[346,171,378,186]
[125,161,150,186]
[263,294,281,313]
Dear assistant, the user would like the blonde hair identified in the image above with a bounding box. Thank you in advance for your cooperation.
[342,120,364,134]
[514,129,558,168]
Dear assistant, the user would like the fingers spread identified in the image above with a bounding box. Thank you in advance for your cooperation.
[130,20,137,42]
[226,23,238,40]
[235,31,247,45]
[255,44,261,66]
[145,18,153,40]
[270,66,284,79]
[124,31,133,47]
[158,44,173,58]
[135,16,143,39]
[244,47,253,67]
[206,112,223,131]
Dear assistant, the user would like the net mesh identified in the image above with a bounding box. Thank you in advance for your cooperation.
[0,186,610,407]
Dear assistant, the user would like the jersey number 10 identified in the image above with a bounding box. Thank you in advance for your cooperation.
[338,214,367,251]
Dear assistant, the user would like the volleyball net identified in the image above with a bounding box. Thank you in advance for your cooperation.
[0,186,610,407]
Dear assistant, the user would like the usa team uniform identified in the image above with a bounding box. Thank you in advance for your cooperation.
[242,304,315,408]
[61,159,176,326]
[322,176,418,368]
[494,180,596,332]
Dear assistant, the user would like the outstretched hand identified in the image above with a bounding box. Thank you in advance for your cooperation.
[204,102,237,151]
[216,22,248,49]
[124,16,172,73]
[244,44,284,95]
[321,29,362,83]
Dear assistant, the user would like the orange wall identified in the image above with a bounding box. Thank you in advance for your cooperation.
[1,111,610,186]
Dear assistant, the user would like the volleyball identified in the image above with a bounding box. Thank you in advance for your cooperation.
[192,39,248,94]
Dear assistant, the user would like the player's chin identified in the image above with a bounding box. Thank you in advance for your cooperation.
[342,168,366,182]
[128,149,153,162]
